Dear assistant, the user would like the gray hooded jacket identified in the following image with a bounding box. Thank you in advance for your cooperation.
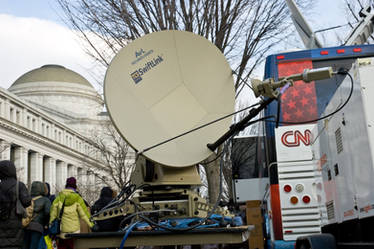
[26,181,51,233]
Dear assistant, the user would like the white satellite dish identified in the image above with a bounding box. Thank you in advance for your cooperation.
[104,30,235,167]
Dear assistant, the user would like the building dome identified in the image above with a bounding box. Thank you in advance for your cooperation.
[11,64,93,88]
[8,65,104,128]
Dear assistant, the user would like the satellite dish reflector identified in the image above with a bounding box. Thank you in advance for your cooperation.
[104,30,235,167]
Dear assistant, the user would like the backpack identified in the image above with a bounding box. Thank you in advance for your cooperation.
[22,195,42,227]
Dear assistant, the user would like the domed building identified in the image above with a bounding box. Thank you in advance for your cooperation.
[9,64,104,136]
[0,64,112,195]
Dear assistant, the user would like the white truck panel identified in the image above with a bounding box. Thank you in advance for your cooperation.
[311,60,374,224]
[311,124,340,225]
[356,64,374,219]
[275,125,326,240]
[234,178,269,202]
[312,70,359,224]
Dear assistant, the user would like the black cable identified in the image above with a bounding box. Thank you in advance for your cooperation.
[276,96,281,128]
[202,121,282,164]
[138,102,261,154]
[132,140,230,232]
[232,70,265,101]
[119,209,176,228]
[92,183,147,218]
[314,21,359,33]
[232,71,254,91]
[241,116,276,131]
[273,70,353,125]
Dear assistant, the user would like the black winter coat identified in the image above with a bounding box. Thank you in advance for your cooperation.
[91,187,122,232]
[0,160,31,249]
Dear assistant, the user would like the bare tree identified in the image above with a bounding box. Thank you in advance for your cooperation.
[57,0,310,91]
[86,121,136,191]
[77,174,106,205]
[57,0,311,204]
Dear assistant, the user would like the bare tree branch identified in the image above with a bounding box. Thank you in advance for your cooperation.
[82,121,136,190]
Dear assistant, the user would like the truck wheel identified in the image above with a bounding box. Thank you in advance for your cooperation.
[299,243,311,249]
[296,234,336,249]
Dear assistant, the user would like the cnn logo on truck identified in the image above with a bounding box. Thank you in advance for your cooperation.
[281,129,312,147]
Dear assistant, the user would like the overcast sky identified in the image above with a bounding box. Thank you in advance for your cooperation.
[0,0,351,92]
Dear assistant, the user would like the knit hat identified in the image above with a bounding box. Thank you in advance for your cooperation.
[66,176,77,189]
[0,160,16,180]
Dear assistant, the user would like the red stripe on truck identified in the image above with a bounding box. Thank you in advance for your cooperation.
[270,184,283,240]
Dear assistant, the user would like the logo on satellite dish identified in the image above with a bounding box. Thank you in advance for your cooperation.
[132,48,154,65]
[135,49,145,57]
[131,55,164,84]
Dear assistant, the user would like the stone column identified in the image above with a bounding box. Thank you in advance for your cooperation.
[44,157,57,193]
[77,167,83,183]
[37,153,43,181]
[80,168,88,186]
[56,161,68,191]
[30,152,43,182]
[62,162,68,181]
[50,158,57,194]
[73,165,78,178]
[56,161,63,192]
[29,152,36,183]
[67,164,74,177]
[14,147,28,183]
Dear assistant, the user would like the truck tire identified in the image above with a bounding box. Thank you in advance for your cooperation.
[299,243,311,249]
[296,234,336,249]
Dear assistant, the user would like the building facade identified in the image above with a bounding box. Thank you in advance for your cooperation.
[1,64,108,194]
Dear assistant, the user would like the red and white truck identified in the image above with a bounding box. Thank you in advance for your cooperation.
[260,45,374,249]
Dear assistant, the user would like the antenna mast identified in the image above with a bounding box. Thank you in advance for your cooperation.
[285,0,323,49]
[344,6,374,45]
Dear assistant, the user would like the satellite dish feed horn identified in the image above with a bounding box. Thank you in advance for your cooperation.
[104,30,235,168]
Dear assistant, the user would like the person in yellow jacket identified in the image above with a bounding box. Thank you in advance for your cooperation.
[49,177,93,249]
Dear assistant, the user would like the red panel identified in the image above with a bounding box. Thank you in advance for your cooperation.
[278,61,318,123]
[270,184,283,240]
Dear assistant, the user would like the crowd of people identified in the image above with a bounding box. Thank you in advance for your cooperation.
[0,160,121,249]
